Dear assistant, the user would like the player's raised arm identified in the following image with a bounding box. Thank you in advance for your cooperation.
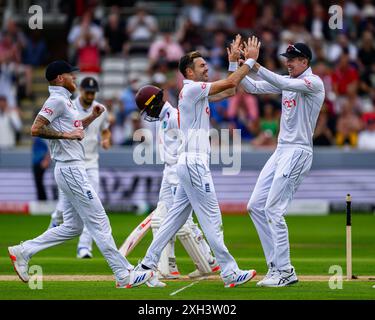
[81,104,105,128]
[209,34,242,102]
[208,36,261,97]
[250,43,324,94]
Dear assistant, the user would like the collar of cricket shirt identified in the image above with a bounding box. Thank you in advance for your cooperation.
[182,79,194,84]
[48,86,73,100]
[296,67,312,79]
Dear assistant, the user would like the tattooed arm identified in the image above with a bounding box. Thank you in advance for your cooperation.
[31,115,84,140]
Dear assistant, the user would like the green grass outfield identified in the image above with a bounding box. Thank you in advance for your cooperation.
[0,213,374,300]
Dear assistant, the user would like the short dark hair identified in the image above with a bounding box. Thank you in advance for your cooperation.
[178,51,202,78]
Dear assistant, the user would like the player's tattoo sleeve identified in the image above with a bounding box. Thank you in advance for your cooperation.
[31,115,65,139]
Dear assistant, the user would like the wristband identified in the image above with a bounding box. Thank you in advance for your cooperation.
[244,58,256,69]
[228,62,238,72]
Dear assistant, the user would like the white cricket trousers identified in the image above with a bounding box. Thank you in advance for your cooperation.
[142,153,239,278]
[158,168,213,261]
[247,146,313,271]
[52,168,97,251]
[76,167,97,251]
[21,162,133,281]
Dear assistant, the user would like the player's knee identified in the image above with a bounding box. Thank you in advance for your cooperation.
[247,198,261,216]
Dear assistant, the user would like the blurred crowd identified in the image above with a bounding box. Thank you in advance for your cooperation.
[1,0,375,150]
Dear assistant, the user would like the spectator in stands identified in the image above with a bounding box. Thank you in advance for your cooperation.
[0,37,19,109]
[251,103,279,149]
[67,11,105,63]
[148,32,184,69]
[358,30,375,70]
[126,2,158,42]
[205,0,235,34]
[207,32,228,69]
[336,100,363,147]
[331,49,359,98]
[2,19,27,56]
[104,10,127,55]
[227,86,259,142]
[23,30,48,67]
[282,0,308,27]
[254,4,280,35]
[179,0,206,27]
[313,103,335,146]
[32,135,50,201]
[233,0,258,32]
[125,2,158,55]
[119,75,140,118]
[0,95,22,149]
[358,118,375,150]
[327,33,357,63]
[306,2,331,41]
[74,27,102,73]
[176,18,204,52]
[359,61,375,99]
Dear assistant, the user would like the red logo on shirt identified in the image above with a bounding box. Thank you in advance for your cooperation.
[303,78,312,89]
[201,83,207,89]
[283,99,296,108]
[74,120,83,128]
[42,107,53,115]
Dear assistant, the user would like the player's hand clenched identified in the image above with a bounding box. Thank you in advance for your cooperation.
[92,105,105,118]
[67,128,84,140]
[243,36,261,61]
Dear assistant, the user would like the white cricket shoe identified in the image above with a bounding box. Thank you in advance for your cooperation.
[76,247,93,259]
[256,265,277,287]
[116,269,153,288]
[146,272,167,288]
[223,269,257,288]
[259,267,298,287]
[188,258,221,278]
[8,245,29,283]
[133,264,166,288]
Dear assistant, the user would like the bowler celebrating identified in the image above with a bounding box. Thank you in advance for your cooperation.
[135,36,260,288]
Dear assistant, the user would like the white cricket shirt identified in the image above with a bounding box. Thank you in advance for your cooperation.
[38,86,85,163]
[241,67,325,152]
[177,79,212,156]
[74,97,109,169]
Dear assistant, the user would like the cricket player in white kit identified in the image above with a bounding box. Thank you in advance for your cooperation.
[239,43,325,287]
[49,77,111,259]
[8,60,153,288]
[134,85,220,280]
[135,36,260,288]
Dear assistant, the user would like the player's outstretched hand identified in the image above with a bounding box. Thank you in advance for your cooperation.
[243,36,261,61]
[92,105,105,118]
[68,128,84,140]
[226,34,242,62]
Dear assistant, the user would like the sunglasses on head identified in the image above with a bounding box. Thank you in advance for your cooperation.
[287,45,308,58]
